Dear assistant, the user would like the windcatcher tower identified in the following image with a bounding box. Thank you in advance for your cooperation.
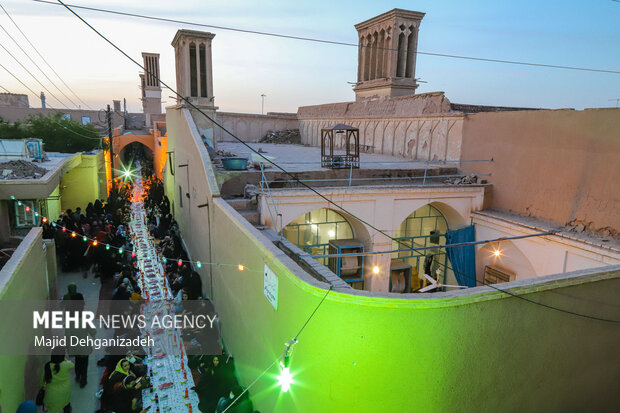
[171,30,217,142]
[141,52,162,127]
[354,9,425,100]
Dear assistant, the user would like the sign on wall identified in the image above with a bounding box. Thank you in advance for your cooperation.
[263,263,278,310]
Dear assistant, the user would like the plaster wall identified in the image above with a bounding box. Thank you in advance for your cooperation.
[259,185,485,292]
[164,106,219,297]
[0,154,80,201]
[298,93,463,161]
[60,153,105,211]
[0,228,52,413]
[460,108,620,233]
[214,111,298,143]
[474,212,620,283]
[165,106,620,412]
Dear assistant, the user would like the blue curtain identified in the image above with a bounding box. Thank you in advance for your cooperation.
[445,225,477,287]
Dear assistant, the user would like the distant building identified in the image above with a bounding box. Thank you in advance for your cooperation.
[0,93,29,108]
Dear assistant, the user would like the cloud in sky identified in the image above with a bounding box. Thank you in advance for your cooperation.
[0,0,618,113]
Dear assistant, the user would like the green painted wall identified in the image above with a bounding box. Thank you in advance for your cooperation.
[60,152,104,212]
[0,228,52,413]
[46,185,61,222]
[166,106,620,412]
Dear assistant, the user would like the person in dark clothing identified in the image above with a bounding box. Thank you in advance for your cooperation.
[62,284,94,388]
[94,199,104,215]
[216,385,253,413]
[182,271,203,300]
[195,355,226,413]
[86,202,96,219]
[114,375,148,413]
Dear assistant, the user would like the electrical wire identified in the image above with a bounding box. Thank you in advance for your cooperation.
[0,20,79,107]
[34,0,620,75]
[0,83,9,92]
[0,40,71,109]
[0,3,94,110]
[0,62,101,140]
[57,0,620,324]
[222,285,334,412]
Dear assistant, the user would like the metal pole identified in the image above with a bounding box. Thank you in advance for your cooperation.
[107,104,115,181]
[309,231,556,258]
[261,94,266,115]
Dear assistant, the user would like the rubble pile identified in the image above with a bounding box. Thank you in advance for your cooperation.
[215,150,237,157]
[0,160,48,179]
[565,219,619,239]
[260,129,301,144]
[444,174,478,185]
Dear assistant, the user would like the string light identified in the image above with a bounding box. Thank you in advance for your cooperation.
[493,249,501,257]
[372,265,380,275]
[7,194,257,274]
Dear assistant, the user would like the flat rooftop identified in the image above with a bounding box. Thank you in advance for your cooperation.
[214,142,464,197]
[474,209,620,252]
[216,142,449,172]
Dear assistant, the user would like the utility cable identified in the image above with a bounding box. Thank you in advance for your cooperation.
[0,40,71,109]
[0,20,79,107]
[0,62,101,140]
[57,0,620,324]
[0,83,9,92]
[35,0,620,75]
[0,3,94,109]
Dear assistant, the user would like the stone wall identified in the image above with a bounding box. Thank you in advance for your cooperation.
[297,92,465,161]
[214,111,298,143]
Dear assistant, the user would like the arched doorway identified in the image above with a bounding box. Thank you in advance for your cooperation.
[283,208,354,265]
[392,204,452,291]
[119,141,154,175]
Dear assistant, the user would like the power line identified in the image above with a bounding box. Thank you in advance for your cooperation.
[57,0,620,324]
[0,3,93,110]
[0,83,9,92]
[34,0,620,75]
[0,62,101,140]
[0,20,79,107]
[0,40,71,109]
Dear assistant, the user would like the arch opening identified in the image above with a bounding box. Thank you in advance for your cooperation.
[392,204,454,292]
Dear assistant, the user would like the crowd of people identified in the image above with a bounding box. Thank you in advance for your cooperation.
[26,171,256,413]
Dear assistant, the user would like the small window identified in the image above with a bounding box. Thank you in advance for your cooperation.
[81,116,91,125]
[61,113,71,121]
[178,185,183,208]
[484,265,515,285]
[14,200,37,228]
